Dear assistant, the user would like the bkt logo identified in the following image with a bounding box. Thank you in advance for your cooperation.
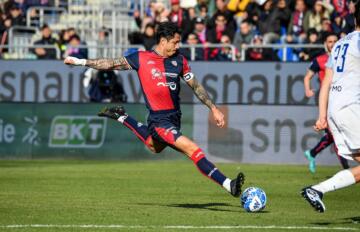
[49,116,107,148]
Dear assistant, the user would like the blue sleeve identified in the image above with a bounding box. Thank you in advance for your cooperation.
[309,58,320,73]
[325,54,333,68]
[125,51,139,70]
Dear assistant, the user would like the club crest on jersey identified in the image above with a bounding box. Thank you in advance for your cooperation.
[171,61,177,67]
[151,68,162,79]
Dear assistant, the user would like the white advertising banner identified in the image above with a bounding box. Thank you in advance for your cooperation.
[0,61,88,102]
[193,105,349,166]
[0,61,318,104]
[188,62,317,105]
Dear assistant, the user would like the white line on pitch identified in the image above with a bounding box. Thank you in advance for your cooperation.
[0,225,358,230]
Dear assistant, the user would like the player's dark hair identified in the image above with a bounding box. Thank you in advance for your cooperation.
[354,0,360,27]
[41,24,50,31]
[323,32,338,41]
[156,22,181,44]
[69,34,81,42]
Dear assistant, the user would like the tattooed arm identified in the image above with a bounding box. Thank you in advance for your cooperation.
[64,56,132,70]
[85,57,132,70]
[186,74,225,127]
[186,76,215,110]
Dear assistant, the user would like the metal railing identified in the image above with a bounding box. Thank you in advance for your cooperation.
[22,1,146,47]
[0,43,326,61]
[0,45,61,59]
[181,44,238,61]
[26,6,67,27]
[8,26,39,53]
[241,44,325,62]
[24,6,139,49]
[0,43,235,60]
[82,44,145,58]
[0,44,146,60]
[99,9,135,51]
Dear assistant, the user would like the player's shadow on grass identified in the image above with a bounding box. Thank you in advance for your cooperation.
[345,216,360,224]
[310,216,360,226]
[138,202,270,213]
[168,202,240,212]
[139,202,240,212]
[168,203,270,213]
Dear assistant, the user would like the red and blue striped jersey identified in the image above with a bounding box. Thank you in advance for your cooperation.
[125,50,192,112]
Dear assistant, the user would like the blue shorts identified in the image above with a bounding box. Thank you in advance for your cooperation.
[147,110,182,145]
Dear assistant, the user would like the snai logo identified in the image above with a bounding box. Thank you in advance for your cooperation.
[49,116,107,148]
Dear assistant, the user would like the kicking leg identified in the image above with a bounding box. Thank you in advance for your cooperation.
[175,136,244,197]
[315,154,360,190]
[153,127,245,197]
[301,153,360,213]
[98,105,166,153]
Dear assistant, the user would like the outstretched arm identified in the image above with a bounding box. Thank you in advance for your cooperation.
[314,67,333,131]
[186,75,225,128]
[64,56,132,70]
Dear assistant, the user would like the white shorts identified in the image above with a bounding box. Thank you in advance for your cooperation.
[328,103,360,160]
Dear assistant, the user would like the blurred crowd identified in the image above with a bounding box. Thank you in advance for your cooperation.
[129,0,357,61]
[0,0,357,61]
[0,0,90,59]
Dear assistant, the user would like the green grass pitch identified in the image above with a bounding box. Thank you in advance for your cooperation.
[0,160,359,232]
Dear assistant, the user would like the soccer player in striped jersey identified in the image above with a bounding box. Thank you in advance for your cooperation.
[301,1,360,212]
[303,33,349,173]
[64,22,245,199]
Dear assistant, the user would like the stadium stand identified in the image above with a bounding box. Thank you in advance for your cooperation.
[0,0,356,61]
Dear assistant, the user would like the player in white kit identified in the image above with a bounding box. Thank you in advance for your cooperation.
[301,0,360,213]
